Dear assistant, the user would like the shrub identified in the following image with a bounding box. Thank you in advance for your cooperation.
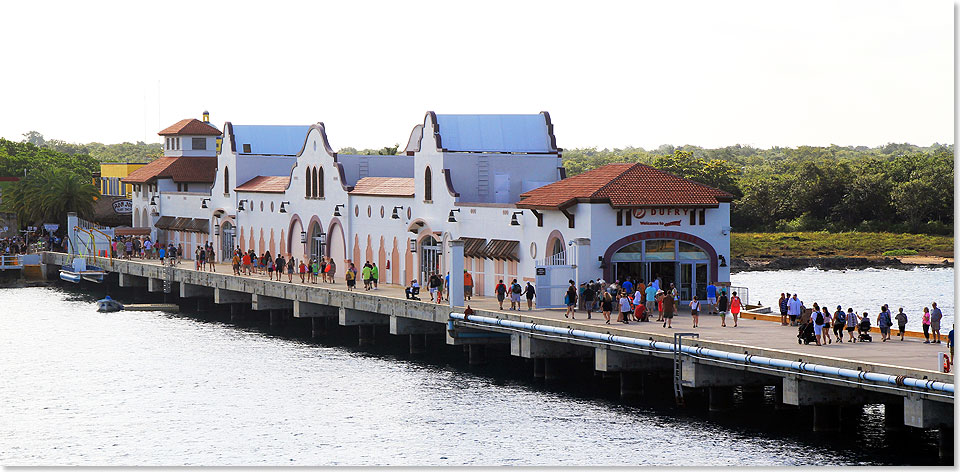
[881,249,919,257]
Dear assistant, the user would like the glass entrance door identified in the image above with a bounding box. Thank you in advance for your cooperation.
[419,236,441,283]
[220,223,234,262]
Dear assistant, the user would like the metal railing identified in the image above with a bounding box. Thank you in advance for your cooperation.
[0,254,22,269]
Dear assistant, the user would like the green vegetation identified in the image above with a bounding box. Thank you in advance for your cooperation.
[881,249,919,257]
[731,232,953,259]
[4,167,100,226]
[337,144,400,156]
[21,131,162,163]
[563,143,954,235]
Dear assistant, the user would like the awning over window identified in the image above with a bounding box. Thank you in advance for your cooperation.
[114,227,152,236]
[153,216,208,234]
[461,237,486,258]
[481,239,519,261]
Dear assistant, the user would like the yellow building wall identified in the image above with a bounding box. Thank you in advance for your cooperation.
[97,163,146,198]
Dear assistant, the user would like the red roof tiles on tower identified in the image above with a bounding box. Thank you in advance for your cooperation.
[517,163,733,209]
[158,118,222,136]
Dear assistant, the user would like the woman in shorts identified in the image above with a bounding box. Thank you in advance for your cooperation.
[845,308,859,342]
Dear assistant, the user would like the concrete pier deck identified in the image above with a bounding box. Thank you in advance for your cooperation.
[73,255,949,373]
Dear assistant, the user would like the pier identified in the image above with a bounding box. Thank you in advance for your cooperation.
[39,252,955,459]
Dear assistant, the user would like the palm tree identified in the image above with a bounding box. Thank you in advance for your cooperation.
[8,168,100,227]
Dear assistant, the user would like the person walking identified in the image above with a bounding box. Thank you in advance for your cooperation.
[601,292,613,324]
[645,283,658,322]
[274,254,285,281]
[583,280,596,319]
[718,291,729,327]
[787,293,802,326]
[845,308,859,342]
[706,282,718,315]
[832,305,846,343]
[286,257,295,283]
[730,291,742,328]
[371,262,379,290]
[299,260,307,283]
[564,280,577,319]
[495,279,507,310]
[464,270,474,301]
[820,306,833,344]
[345,262,357,290]
[895,308,908,341]
[510,279,522,311]
[523,282,536,310]
[877,306,892,342]
[661,290,675,328]
[326,257,336,283]
[361,263,372,290]
[689,296,701,328]
[618,291,632,324]
[922,307,932,343]
[778,293,788,326]
[931,302,943,344]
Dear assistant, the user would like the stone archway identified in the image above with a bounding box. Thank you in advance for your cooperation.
[601,230,719,284]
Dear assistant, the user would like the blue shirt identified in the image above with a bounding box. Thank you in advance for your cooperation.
[645,285,657,302]
[621,281,633,293]
[706,284,717,298]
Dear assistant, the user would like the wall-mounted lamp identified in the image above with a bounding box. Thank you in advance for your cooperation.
[392,206,403,220]
[150,196,158,205]
[237,199,248,211]
[598,255,605,269]
[214,223,220,236]
[721,225,731,236]
[447,209,460,223]
[510,211,523,226]
[201,198,211,209]
[409,239,417,253]
[300,230,307,244]
[279,201,291,213]
[333,204,344,217]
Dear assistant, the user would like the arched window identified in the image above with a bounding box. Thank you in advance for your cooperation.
[424,166,433,201]
[305,167,312,198]
[317,167,324,198]
[223,167,230,195]
[552,238,566,265]
[312,167,318,199]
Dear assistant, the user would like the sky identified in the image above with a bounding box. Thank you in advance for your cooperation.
[0,0,953,150]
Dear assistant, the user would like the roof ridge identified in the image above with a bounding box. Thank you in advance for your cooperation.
[591,162,641,198]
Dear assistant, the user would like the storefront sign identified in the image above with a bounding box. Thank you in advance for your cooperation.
[113,199,133,214]
[633,208,697,219]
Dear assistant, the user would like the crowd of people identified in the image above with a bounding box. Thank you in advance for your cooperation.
[1,231,62,256]
[560,277,741,329]
[110,236,214,269]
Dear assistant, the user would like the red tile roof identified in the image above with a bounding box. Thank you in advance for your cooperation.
[158,118,222,136]
[122,156,218,184]
[235,175,291,193]
[517,163,733,209]
[350,177,415,197]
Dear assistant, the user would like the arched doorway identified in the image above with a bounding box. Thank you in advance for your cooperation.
[327,219,346,264]
[307,219,325,260]
[606,232,716,302]
[419,234,441,283]
[220,221,235,261]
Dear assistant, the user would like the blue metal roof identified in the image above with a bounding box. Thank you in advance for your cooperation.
[435,114,554,153]
[232,125,310,156]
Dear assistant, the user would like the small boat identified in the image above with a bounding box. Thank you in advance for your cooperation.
[59,257,106,284]
[97,296,124,312]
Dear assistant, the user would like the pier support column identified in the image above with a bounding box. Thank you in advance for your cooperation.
[468,344,486,366]
[741,385,765,403]
[544,359,566,381]
[409,334,427,354]
[884,402,905,430]
[358,325,375,347]
[230,304,241,323]
[939,427,954,463]
[533,358,545,379]
[708,386,735,412]
[269,310,282,328]
[813,405,842,432]
[620,372,644,401]
[311,317,327,338]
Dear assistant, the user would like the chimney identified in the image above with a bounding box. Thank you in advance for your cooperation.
[202,110,210,123]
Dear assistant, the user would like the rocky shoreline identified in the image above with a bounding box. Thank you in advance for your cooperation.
[731,256,954,273]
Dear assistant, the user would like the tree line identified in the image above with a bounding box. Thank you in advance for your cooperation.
[562,143,954,235]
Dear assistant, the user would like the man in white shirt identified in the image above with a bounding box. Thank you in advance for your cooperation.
[787,293,803,326]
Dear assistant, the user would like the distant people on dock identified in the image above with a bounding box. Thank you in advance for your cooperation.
[524,281,536,310]
[895,308,908,341]
[930,302,943,344]
[922,307,932,343]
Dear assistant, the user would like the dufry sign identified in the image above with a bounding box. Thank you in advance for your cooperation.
[631,208,698,227]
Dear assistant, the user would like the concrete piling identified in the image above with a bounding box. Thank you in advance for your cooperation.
[311,317,327,338]
[544,359,565,381]
[358,325,375,347]
[468,344,486,365]
[620,372,643,401]
[939,427,953,463]
[813,405,842,432]
[533,358,545,379]
[708,386,735,412]
[409,334,427,354]
[884,401,905,430]
[269,310,281,328]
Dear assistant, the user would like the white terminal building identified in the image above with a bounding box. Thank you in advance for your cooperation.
[124,111,733,307]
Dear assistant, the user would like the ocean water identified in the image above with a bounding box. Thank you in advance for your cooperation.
[0,286,945,466]
[732,267,954,332]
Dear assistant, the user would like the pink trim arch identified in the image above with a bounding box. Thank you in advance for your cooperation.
[601,230,719,284]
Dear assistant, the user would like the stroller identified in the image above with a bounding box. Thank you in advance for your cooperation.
[857,319,873,342]
[797,322,816,345]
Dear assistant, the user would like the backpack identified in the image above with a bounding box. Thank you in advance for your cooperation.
[512,283,521,294]
[836,311,845,325]
[815,311,824,325]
